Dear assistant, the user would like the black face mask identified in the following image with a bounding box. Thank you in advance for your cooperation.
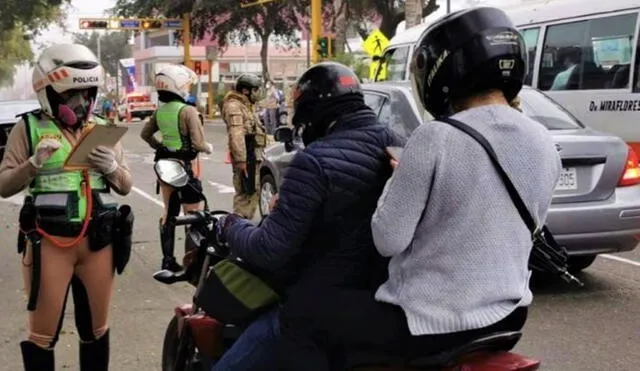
[299,123,318,146]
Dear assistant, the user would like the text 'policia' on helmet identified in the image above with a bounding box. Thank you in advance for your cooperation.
[32,44,103,125]
[411,6,527,117]
[235,73,263,92]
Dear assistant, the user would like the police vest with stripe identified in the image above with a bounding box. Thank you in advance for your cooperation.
[26,113,110,222]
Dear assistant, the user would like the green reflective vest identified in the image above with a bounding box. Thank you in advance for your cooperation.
[156,101,188,151]
[26,114,109,222]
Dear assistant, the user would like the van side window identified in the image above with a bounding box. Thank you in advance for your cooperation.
[377,46,411,81]
[634,16,640,93]
[539,13,638,91]
[519,27,540,86]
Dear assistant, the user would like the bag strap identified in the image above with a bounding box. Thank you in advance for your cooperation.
[438,116,538,234]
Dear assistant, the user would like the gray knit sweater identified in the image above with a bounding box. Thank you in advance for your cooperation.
[371,104,561,336]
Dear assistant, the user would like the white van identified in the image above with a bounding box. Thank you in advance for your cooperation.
[376,0,640,153]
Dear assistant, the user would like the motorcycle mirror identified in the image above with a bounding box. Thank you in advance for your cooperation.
[274,126,293,143]
[154,159,189,188]
[279,113,288,126]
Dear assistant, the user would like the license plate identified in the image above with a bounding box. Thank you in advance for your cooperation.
[556,167,578,191]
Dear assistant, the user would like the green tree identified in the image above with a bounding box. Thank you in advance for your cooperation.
[332,53,368,79]
[0,28,34,87]
[112,0,305,81]
[0,0,68,32]
[350,0,439,39]
[0,1,67,87]
[72,31,133,77]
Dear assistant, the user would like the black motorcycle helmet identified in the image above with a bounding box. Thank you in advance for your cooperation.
[291,61,364,145]
[235,73,262,92]
[411,6,527,117]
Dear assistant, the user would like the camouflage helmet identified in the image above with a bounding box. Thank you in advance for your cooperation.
[235,73,262,92]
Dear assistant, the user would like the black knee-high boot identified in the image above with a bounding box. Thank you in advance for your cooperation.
[79,330,109,371]
[21,341,54,371]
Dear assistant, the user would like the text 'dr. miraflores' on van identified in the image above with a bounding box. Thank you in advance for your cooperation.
[589,100,640,112]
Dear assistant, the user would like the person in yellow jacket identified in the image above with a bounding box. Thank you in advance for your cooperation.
[221,73,267,219]
[0,44,133,371]
[141,64,213,272]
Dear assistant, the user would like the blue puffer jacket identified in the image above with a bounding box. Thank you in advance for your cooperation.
[225,109,398,289]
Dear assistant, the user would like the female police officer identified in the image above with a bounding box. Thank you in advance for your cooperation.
[141,64,213,272]
[0,44,133,370]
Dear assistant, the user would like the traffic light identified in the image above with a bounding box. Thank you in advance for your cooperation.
[79,19,108,29]
[194,61,202,75]
[328,37,336,58]
[317,36,337,59]
[142,19,163,29]
[317,37,329,59]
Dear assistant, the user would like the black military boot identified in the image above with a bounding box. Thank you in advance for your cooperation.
[20,341,54,371]
[159,218,182,272]
[80,330,109,371]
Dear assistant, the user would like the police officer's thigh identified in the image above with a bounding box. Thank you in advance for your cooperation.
[73,238,114,340]
[22,239,76,348]
[159,183,177,222]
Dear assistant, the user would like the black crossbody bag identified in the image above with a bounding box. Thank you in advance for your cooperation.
[438,116,583,286]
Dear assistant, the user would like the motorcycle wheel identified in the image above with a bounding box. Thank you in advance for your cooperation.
[162,316,198,371]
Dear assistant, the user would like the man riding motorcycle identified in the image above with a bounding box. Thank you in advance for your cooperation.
[211,62,399,370]
[272,7,561,370]
[141,64,213,272]
[0,43,134,371]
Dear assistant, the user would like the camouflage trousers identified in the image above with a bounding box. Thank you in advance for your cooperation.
[232,161,262,219]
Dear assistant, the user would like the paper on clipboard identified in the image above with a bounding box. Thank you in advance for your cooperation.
[63,124,128,169]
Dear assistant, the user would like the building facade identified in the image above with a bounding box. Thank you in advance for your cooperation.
[132,29,310,94]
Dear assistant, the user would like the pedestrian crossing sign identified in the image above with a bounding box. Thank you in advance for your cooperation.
[362,29,389,57]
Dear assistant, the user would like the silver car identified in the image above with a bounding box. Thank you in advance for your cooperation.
[0,99,40,162]
[258,82,640,272]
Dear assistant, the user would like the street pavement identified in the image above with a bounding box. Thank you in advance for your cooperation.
[0,120,639,370]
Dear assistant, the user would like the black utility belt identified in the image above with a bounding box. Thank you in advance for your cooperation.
[154,148,198,162]
[35,211,115,239]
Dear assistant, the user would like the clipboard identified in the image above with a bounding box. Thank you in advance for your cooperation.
[63,124,128,170]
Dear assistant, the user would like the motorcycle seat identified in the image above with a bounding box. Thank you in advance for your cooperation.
[349,331,522,369]
[407,331,522,367]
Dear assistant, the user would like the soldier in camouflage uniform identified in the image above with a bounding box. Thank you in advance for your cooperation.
[221,74,267,219]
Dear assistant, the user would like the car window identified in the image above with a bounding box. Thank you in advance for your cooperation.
[519,27,540,86]
[518,88,584,130]
[378,100,392,126]
[634,17,640,92]
[375,46,411,82]
[379,93,418,141]
[363,93,385,114]
[539,12,638,90]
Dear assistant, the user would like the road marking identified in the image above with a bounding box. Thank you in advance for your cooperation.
[131,186,164,208]
[601,254,640,267]
[207,181,235,194]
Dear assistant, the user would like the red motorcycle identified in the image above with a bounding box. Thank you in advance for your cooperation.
[152,159,541,371]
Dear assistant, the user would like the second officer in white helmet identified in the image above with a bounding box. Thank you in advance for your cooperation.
[141,63,213,272]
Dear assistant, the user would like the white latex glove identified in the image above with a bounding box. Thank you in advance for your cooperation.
[205,142,213,154]
[29,139,62,168]
[88,146,118,175]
